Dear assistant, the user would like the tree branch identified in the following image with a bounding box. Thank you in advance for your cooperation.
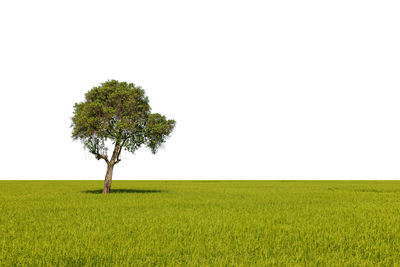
[95,153,109,164]
[106,129,115,138]
[114,139,127,164]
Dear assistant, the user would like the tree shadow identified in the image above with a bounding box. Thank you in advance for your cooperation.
[83,189,164,194]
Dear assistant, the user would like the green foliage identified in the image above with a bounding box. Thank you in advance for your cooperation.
[2,181,400,265]
[145,113,176,154]
[71,80,175,162]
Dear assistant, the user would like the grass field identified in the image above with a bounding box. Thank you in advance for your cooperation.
[1,180,400,266]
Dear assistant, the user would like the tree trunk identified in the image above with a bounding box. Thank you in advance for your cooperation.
[102,163,114,194]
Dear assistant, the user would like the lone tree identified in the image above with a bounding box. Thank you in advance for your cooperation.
[71,80,176,194]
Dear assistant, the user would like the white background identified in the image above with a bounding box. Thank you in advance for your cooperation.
[1,0,399,180]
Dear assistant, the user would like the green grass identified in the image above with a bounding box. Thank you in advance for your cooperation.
[2,180,400,266]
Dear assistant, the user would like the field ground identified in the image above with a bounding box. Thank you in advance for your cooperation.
[1,180,400,266]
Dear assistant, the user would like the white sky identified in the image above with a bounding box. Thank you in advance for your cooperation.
[1,0,400,180]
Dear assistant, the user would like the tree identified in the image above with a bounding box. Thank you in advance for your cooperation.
[71,80,176,194]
